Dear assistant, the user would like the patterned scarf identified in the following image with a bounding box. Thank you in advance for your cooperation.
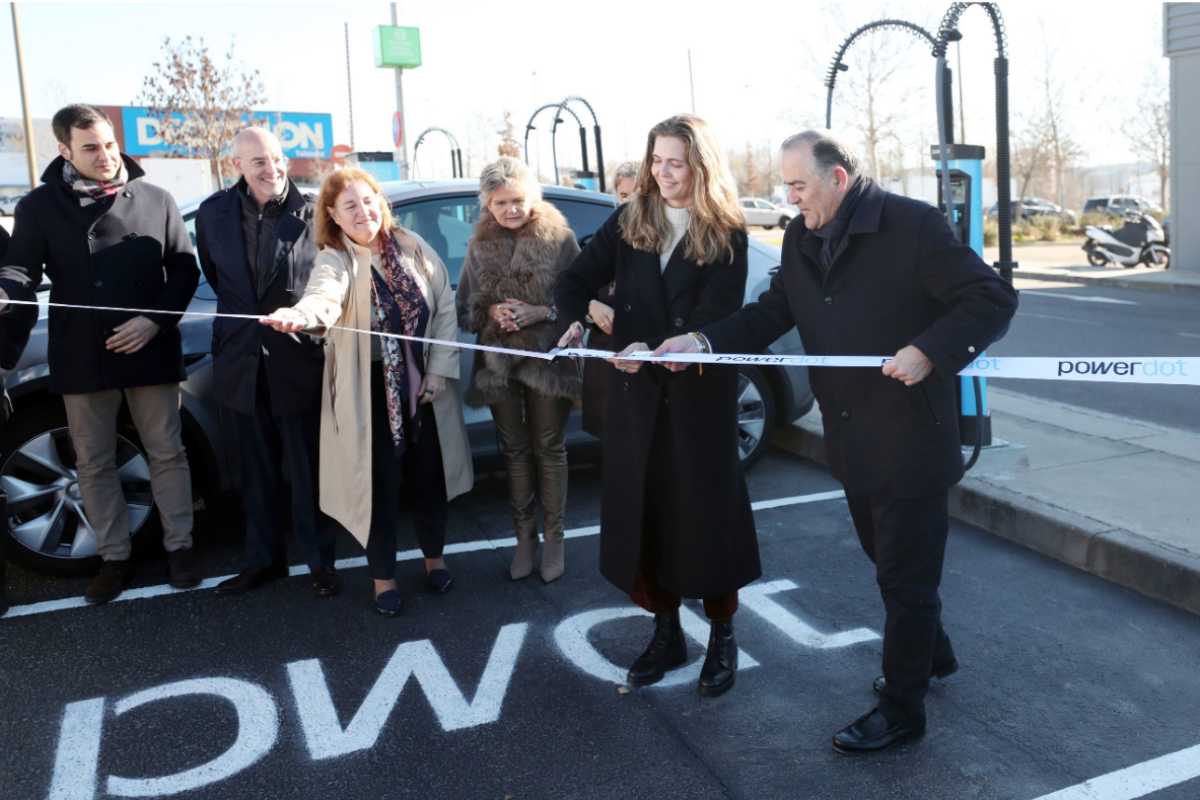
[62,160,128,205]
[371,232,430,457]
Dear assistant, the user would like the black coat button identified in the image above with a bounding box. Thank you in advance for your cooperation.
[624,304,632,312]
[673,317,684,327]
[94,280,103,288]
[840,410,850,420]
[824,296,833,305]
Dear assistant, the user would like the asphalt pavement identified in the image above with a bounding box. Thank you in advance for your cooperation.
[4,450,1200,800]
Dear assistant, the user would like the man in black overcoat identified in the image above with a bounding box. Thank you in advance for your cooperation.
[195,127,337,598]
[656,129,1018,753]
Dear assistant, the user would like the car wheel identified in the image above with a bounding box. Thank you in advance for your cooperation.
[1,403,157,576]
[779,216,790,229]
[736,366,777,469]
[763,224,774,230]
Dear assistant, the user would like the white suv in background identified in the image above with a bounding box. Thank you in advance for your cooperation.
[738,197,795,230]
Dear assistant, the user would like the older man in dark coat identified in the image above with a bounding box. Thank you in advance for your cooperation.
[195,127,336,598]
[656,130,1018,753]
[0,104,200,605]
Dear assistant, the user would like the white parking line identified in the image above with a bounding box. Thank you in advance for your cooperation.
[1,489,845,621]
[1178,332,1200,340]
[1031,742,1200,799]
[1022,291,1137,306]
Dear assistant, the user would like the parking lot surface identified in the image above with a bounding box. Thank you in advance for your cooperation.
[3,450,1200,800]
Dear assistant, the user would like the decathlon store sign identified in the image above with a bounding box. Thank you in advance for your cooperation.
[120,107,334,159]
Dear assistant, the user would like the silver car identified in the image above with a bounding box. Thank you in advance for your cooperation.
[0,181,813,575]
[738,197,795,230]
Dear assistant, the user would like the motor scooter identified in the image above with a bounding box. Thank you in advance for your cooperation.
[1083,211,1170,269]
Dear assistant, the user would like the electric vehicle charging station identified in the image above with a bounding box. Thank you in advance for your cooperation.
[932,143,991,447]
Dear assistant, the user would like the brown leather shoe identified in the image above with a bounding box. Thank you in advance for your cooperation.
[167,547,201,589]
[85,560,134,605]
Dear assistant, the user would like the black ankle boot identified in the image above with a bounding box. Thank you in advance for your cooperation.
[698,619,737,697]
[627,610,687,686]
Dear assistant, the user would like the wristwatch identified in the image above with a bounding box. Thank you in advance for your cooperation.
[545,305,558,323]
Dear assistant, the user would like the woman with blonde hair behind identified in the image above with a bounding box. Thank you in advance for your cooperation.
[455,157,581,583]
[262,168,473,616]
[556,115,760,697]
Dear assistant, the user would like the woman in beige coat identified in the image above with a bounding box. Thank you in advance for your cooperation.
[262,168,473,616]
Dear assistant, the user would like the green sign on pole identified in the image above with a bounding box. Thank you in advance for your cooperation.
[374,25,421,69]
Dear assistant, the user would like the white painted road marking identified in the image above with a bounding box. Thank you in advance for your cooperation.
[0,490,846,621]
[1022,290,1138,306]
[1179,331,1200,339]
[1030,742,1200,799]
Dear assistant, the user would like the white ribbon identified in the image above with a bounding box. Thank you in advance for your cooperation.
[5,299,1199,386]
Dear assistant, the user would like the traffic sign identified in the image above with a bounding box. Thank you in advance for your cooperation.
[331,144,352,164]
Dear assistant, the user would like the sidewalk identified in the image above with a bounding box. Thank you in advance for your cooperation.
[984,242,1200,293]
[772,387,1200,616]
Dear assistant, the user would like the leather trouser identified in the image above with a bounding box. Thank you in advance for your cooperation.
[489,386,572,543]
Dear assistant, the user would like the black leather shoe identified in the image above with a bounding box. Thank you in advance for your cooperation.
[427,568,454,594]
[698,620,737,697]
[167,547,201,589]
[873,657,959,695]
[311,566,341,598]
[832,707,924,754]
[627,610,687,686]
[215,563,288,596]
[373,589,404,617]
[85,560,134,605]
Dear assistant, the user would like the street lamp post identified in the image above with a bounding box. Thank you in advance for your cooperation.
[10,3,38,189]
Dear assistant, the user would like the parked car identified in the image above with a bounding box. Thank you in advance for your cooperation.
[0,193,25,216]
[1082,195,1161,218]
[986,197,1076,225]
[738,197,795,230]
[0,180,814,575]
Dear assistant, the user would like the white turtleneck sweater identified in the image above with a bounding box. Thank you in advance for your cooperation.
[660,204,691,272]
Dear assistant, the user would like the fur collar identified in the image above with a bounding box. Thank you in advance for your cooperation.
[473,200,570,243]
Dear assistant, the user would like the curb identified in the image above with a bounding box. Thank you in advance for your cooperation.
[770,422,1200,617]
[1013,268,1200,295]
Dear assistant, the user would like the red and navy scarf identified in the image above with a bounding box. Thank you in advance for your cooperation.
[62,160,128,205]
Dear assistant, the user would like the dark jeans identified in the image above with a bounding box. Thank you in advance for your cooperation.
[488,387,571,542]
[231,367,334,572]
[846,490,955,727]
[366,362,448,581]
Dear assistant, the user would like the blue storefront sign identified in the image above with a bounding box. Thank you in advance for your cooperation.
[121,107,333,159]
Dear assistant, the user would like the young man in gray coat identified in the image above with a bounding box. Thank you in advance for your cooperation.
[0,104,200,604]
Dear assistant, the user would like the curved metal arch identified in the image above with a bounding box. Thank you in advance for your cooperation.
[524,102,583,183]
[412,127,463,178]
[825,19,938,129]
[933,2,1007,59]
[555,95,606,192]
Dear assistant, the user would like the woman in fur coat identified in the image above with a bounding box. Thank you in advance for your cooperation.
[455,157,581,583]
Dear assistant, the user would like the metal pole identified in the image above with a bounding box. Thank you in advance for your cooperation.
[344,22,355,149]
[955,40,966,142]
[594,125,606,193]
[10,3,38,188]
[390,3,409,179]
[687,49,696,113]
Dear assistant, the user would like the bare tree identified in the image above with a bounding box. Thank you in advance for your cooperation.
[841,33,917,183]
[1011,113,1053,200]
[1121,69,1170,210]
[136,36,266,186]
[496,112,521,158]
[1038,45,1085,207]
